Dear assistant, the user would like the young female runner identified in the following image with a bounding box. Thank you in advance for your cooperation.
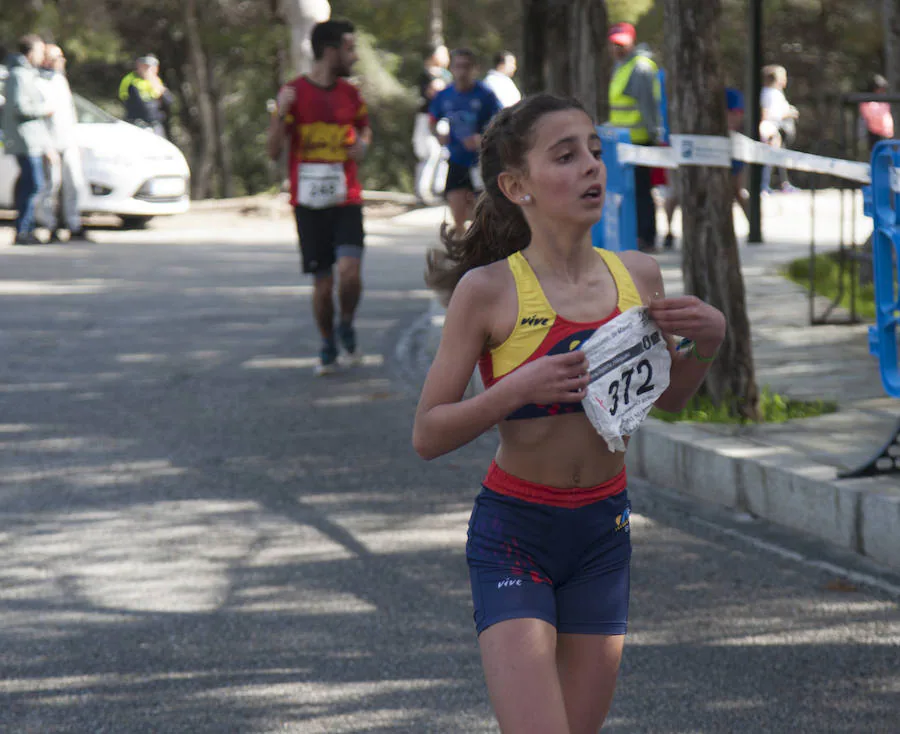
[413,93,726,734]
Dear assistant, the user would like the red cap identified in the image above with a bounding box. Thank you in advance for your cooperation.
[608,22,636,46]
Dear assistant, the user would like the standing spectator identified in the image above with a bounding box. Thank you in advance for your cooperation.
[725,87,750,221]
[760,64,799,193]
[35,44,87,242]
[607,22,662,252]
[429,48,503,236]
[266,19,373,376]
[1,34,53,246]
[859,74,894,152]
[118,54,174,137]
[483,50,521,108]
[413,43,451,205]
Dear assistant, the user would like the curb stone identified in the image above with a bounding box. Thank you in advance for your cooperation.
[627,418,900,570]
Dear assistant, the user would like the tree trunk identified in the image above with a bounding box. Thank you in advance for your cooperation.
[521,0,547,96]
[663,0,760,419]
[524,0,611,122]
[209,57,235,198]
[885,0,900,129]
[184,0,217,199]
[278,0,331,76]
[429,0,444,46]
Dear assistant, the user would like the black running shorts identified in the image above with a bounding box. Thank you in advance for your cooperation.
[294,204,365,276]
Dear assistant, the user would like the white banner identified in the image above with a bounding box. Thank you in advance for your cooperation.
[616,144,678,169]
[614,132,872,184]
[671,134,733,167]
[729,133,871,183]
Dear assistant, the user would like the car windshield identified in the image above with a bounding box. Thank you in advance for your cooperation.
[0,68,120,125]
[74,93,119,124]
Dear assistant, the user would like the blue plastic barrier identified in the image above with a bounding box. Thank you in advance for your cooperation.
[592,126,637,252]
[866,140,900,398]
[838,139,900,478]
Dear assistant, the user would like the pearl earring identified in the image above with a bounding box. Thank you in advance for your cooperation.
[521,194,532,203]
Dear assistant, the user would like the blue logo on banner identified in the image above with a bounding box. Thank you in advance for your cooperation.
[681,139,694,160]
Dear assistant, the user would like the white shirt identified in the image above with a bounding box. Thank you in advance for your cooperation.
[760,86,791,123]
[483,69,521,108]
[38,72,78,150]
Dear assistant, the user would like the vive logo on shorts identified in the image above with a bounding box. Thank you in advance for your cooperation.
[497,577,523,589]
[615,508,631,533]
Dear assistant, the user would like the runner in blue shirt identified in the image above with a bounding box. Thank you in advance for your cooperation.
[429,48,503,236]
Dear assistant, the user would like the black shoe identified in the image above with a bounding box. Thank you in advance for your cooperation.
[663,233,675,250]
[67,229,89,242]
[49,230,63,243]
[13,232,41,246]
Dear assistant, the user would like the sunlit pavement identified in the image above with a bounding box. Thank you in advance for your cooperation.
[0,203,898,733]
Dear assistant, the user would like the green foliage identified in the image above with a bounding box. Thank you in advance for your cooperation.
[651,386,837,424]
[783,253,876,320]
[4,0,889,196]
[354,31,418,193]
[607,0,655,24]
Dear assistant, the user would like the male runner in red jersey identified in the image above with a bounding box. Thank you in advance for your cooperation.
[267,18,373,375]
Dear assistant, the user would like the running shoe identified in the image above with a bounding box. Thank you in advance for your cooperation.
[337,321,362,365]
[315,340,339,376]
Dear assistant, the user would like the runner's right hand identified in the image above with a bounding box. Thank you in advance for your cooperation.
[276,85,296,117]
[504,350,590,405]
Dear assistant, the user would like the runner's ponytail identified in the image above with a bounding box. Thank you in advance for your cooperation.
[425,94,590,301]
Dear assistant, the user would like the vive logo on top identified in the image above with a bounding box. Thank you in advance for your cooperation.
[521,314,550,327]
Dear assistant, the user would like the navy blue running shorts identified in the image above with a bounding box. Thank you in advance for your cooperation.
[466,484,632,636]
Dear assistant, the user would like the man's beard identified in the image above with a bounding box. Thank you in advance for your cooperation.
[335,62,352,78]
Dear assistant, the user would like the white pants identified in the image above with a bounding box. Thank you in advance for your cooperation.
[36,147,85,233]
[412,113,447,204]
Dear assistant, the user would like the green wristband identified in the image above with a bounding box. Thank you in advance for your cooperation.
[690,341,718,363]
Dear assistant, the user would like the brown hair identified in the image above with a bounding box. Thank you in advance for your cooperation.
[425,93,590,299]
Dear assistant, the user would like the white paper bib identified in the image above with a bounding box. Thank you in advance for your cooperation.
[298,162,347,209]
[580,307,671,453]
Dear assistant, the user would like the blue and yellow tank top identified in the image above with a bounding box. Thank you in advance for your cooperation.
[478,248,644,420]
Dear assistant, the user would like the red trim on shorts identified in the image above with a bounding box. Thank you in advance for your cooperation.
[483,461,627,509]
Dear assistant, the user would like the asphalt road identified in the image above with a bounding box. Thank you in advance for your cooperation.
[1,208,898,734]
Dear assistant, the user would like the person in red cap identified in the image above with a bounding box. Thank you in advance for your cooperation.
[607,21,662,252]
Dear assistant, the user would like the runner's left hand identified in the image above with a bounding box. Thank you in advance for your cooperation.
[648,296,726,355]
[462,134,481,152]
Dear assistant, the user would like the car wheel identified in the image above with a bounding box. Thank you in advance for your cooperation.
[120,216,153,230]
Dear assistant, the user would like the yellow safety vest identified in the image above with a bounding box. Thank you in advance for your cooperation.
[118,72,157,102]
[609,55,659,144]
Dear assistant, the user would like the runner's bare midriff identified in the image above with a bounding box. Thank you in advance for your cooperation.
[495,412,626,489]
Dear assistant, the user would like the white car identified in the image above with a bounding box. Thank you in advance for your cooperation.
[0,67,190,229]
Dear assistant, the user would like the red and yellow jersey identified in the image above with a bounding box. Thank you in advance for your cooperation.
[283,76,369,207]
[478,249,644,420]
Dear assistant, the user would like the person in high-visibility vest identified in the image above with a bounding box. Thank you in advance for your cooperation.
[118,54,174,138]
[607,22,662,252]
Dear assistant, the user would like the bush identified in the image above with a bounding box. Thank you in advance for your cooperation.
[651,386,837,424]
[784,253,876,320]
